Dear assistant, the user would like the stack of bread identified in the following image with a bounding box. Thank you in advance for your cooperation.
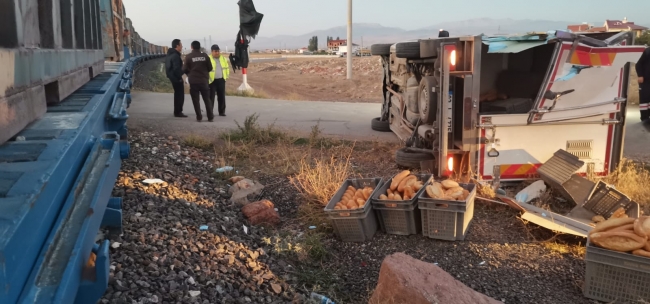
[334,185,375,210]
[378,170,425,201]
[424,179,471,201]
[589,216,650,258]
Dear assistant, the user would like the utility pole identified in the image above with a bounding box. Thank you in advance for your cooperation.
[209,35,212,46]
[347,0,352,79]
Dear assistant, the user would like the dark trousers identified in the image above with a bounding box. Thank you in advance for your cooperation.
[640,84,650,121]
[171,81,185,115]
[189,83,214,120]
[210,78,227,115]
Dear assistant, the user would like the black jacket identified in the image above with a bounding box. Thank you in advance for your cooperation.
[182,50,213,85]
[165,49,183,83]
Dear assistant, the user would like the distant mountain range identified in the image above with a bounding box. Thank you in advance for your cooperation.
[160,18,620,51]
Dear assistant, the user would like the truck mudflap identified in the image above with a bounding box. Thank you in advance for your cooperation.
[504,149,639,237]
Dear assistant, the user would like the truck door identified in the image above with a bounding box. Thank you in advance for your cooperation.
[528,43,646,124]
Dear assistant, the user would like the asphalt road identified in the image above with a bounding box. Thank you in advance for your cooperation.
[127,91,397,141]
[127,91,648,160]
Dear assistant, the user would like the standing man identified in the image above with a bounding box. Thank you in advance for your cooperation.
[165,39,187,117]
[209,45,230,117]
[636,47,650,123]
[183,41,214,122]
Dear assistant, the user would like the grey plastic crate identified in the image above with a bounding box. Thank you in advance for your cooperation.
[327,204,378,242]
[369,174,431,236]
[584,241,650,302]
[418,183,476,241]
[583,180,636,218]
[373,201,421,235]
[325,178,383,215]
[324,178,383,242]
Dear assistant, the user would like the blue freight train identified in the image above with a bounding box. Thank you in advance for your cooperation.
[0,0,166,303]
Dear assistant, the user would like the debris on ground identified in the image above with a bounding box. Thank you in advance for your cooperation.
[229,178,265,205]
[369,253,502,304]
[241,200,280,226]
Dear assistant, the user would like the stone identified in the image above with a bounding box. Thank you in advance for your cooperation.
[270,283,282,294]
[229,179,265,205]
[241,200,280,226]
[368,253,502,304]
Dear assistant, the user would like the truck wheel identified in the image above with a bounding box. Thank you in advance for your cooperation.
[395,147,434,169]
[371,44,392,56]
[395,42,420,58]
[419,76,438,124]
[371,117,391,132]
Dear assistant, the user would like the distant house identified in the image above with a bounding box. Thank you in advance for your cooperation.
[567,17,648,37]
[327,39,347,53]
[298,47,309,54]
[338,43,360,56]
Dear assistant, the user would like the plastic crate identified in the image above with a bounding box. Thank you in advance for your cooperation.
[327,205,379,242]
[583,181,636,218]
[418,183,476,241]
[324,178,383,242]
[373,201,421,235]
[584,241,650,302]
[369,174,432,236]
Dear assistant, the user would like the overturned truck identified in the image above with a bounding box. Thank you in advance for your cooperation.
[370,31,645,182]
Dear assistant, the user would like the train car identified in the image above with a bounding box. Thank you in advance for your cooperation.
[0,0,164,303]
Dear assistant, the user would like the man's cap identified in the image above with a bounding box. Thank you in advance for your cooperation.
[211,44,220,51]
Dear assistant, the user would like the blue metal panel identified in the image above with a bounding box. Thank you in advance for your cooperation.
[19,134,122,304]
[0,54,162,304]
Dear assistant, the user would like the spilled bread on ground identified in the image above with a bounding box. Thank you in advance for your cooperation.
[423,179,470,201]
[377,170,425,201]
[589,216,650,257]
[334,184,375,210]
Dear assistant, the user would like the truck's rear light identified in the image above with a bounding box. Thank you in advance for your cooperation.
[444,45,457,71]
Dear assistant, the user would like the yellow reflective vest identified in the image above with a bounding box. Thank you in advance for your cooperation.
[209,55,230,83]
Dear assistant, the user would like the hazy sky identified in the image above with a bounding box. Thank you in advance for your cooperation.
[123,0,650,44]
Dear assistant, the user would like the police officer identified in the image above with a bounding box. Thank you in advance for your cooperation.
[182,41,214,122]
[636,47,650,123]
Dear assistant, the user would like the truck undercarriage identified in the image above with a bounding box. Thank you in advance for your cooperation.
[370,31,643,181]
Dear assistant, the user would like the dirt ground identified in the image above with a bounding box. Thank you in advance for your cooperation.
[132,56,383,103]
[226,57,383,103]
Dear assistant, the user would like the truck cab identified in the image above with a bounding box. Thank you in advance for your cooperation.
[370,31,645,181]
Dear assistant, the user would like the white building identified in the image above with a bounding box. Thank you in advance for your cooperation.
[337,43,359,56]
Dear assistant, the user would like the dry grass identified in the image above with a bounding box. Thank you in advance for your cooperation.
[601,159,650,214]
[226,88,269,99]
[182,134,213,150]
[283,92,302,101]
[289,146,357,206]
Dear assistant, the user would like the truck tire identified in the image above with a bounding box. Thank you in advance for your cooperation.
[419,76,438,124]
[395,42,420,58]
[371,43,392,56]
[371,117,391,132]
[395,147,435,169]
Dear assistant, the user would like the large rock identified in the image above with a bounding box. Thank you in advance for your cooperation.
[241,200,280,226]
[369,253,502,304]
[229,178,264,205]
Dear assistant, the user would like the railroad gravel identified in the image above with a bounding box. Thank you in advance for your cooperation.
[101,131,304,304]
